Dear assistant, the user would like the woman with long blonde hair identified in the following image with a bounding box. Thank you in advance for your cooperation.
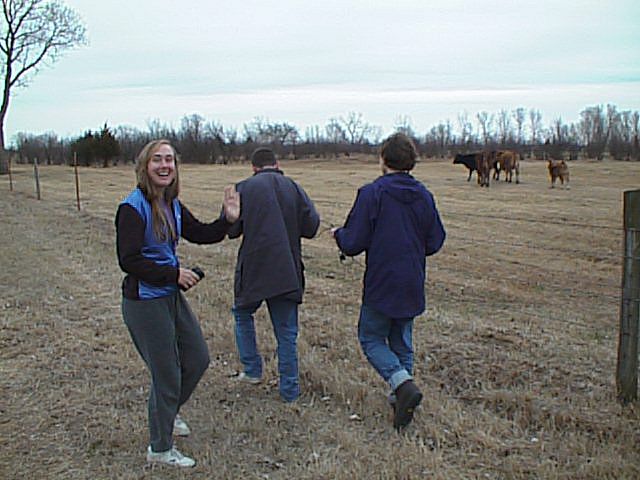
[116,139,239,467]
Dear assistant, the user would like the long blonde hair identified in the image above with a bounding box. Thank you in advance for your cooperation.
[135,139,180,241]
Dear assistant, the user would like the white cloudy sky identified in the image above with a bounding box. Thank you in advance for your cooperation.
[5,0,639,143]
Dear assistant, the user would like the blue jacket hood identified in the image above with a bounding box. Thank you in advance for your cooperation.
[377,172,425,204]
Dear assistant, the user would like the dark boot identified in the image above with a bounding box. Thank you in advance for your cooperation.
[393,380,422,431]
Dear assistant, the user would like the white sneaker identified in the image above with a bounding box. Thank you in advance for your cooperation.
[237,372,262,384]
[146,446,195,468]
[173,414,191,436]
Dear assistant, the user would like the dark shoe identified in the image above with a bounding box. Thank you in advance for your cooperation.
[393,380,422,431]
[387,390,397,408]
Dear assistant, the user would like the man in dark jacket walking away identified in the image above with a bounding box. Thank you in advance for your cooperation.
[229,147,320,402]
[332,133,446,430]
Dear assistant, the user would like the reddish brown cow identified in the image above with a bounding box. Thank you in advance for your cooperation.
[476,152,491,187]
[548,160,570,189]
[495,150,520,184]
[488,151,502,180]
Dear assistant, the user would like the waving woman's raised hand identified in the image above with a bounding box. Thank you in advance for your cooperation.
[223,185,240,222]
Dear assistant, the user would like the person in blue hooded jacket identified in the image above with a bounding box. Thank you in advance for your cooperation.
[332,132,446,431]
[116,139,240,467]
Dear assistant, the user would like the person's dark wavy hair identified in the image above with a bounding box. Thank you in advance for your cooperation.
[380,133,417,171]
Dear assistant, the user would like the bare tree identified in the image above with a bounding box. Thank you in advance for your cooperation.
[608,108,636,161]
[528,109,542,143]
[339,111,374,144]
[496,109,512,145]
[41,131,61,164]
[203,120,227,163]
[528,109,543,157]
[325,118,346,157]
[422,121,451,158]
[546,117,568,159]
[512,107,526,146]
[146,118,176,143]
[12,130,64,164]
[579,105,607,160]
[181,113,205,143]
[241,117,298,158]
[0,0,86,173]
[476,111,493,145]
[367,125,383,145]
[304,125,324,144]
[223,126,241,162]
[457,111,473,146]
[552,117,565,144]
[14,131,41,162]
[393,115,416,139]
[179,113,206,162]
[243,116,272,144]
[325,118,346,144]
[115,125,145,164]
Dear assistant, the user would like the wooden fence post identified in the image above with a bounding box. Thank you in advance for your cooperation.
[33,157,41,200]
[74,152,81,211]
[8,154,13,191]
[617,189,640,404]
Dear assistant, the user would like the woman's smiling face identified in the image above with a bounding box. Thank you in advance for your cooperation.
[147,143,176,188]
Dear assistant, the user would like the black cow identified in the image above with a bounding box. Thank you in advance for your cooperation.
[454,152,494,187]
[453,153,480,182]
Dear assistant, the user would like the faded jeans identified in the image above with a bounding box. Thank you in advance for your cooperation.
[232,296,300,402]
[358,303,414,391]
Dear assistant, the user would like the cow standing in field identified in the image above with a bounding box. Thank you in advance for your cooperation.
[548,159,570,189]
[453,153,480,182]
[453,152,491,187]
[476,152,491,187]
[494,150,520,184]
[489,151,502,180]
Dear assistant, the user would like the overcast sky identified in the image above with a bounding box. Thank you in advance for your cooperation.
[5,0,639,143]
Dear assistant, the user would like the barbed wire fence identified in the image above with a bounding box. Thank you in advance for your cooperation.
[3,162,639,402]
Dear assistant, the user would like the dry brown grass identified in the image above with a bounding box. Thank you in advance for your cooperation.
[1,157,639,479]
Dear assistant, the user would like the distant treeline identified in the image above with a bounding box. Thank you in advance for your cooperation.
[8,104,640,166]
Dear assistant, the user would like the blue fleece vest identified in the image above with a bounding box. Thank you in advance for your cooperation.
[122,188,182,299]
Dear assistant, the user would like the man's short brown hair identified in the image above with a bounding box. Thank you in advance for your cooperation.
[380,133,417,171]
[250,147,277,168]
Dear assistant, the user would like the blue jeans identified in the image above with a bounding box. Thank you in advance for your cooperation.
[232,296,300,402]
[358,304,414,391]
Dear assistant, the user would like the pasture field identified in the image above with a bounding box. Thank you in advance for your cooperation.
[1,157,639,479]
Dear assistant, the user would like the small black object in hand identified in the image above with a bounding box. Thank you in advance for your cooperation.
[191,267,205,279]
[180,267,205,291]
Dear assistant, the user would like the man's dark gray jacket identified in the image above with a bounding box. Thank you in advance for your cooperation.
[228,168,320,308]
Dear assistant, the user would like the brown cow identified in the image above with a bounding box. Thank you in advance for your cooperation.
[476,151,491,187]
[495,150,520,184]
[489,151,502,180]
[548,160,570,189]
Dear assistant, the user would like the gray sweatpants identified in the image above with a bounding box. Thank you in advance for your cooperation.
[122,291,210,452]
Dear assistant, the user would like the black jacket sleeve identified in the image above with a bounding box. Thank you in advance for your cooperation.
[180,202,232,244]
[115,204,179,286]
